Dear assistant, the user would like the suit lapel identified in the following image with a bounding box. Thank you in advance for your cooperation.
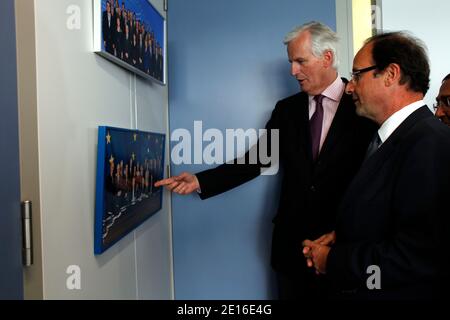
[318,93,354,161]
[289,92,312,160]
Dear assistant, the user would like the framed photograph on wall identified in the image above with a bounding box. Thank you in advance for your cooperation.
[371,0,383,35]
[93,0,166,84]
[94,126,165,254]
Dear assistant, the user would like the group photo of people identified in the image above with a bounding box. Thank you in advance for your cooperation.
[101,0,164,82]
[94,128,165,254]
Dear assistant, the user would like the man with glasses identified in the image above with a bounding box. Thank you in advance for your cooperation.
[435,73,450,125]
[303,32,450,299]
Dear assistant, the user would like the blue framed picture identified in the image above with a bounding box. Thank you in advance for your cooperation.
[95,126,165,254]
[93,0,166,84]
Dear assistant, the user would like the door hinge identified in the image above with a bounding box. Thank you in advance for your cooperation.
[164,0,168,12]
[21,201,33,267]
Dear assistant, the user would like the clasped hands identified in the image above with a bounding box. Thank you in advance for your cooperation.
[302,231,336,275]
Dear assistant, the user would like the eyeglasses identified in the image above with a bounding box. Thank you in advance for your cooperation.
[433,96,450,111]
[350,65,378,82]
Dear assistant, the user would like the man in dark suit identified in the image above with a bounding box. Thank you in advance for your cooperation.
[303,32,450,299]
[155,22,374,299]
[102,1,115,54]
[434,73,450,126]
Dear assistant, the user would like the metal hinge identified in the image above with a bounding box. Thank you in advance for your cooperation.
[164,0,168,12]
[21,201,33,267]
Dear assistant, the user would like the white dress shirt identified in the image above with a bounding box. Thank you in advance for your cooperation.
[378,100,425,144]
[308,76,345,151]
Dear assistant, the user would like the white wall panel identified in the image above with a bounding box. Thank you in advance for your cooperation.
[134,57,173,299]
[30,0,171,299]
[382,0,450,108]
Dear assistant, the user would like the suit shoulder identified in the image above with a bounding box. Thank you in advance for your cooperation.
[276,92,306,106]
[401,116,450,158]
[263,92,306,128]
[421,116,450,146]
[272,92,307,116]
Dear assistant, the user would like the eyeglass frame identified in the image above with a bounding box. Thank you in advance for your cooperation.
[349,65,378,83]
[433,95,450,111]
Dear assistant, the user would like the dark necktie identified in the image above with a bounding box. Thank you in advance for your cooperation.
[310,95,324,161]
[365,132,382,160]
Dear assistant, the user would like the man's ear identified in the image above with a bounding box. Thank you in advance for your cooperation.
[384,63,401,86]
[322,50,334,68]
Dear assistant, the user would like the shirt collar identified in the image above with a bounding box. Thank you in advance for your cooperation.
[378,100,425,144]
[308,76,345,103]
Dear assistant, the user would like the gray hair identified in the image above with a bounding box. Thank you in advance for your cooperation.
[284,21,340,69]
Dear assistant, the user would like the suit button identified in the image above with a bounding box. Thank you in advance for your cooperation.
[310,185,316,192]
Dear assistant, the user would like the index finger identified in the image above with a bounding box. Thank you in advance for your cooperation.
[154,177,176,187]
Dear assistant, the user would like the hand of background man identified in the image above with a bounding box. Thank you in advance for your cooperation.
[154,172,200,195]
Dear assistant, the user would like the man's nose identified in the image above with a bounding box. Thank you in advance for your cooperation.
[291,62,300,77]
[345,80,355,94]
[435,105,445,117]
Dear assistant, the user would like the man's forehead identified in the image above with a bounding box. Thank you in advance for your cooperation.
[287,40,310,59]
[353,45,372,68]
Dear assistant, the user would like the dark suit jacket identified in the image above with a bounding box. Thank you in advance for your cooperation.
[196,82,375,279]
[327,106,450,299]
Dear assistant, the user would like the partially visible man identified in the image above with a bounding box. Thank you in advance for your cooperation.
[434,73,450,125]
[102,0,114,54]
[303,32,450,299]
[156,22,375,299]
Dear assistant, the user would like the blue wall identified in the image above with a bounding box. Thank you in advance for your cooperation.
[0,0,24,299]
[168,0,336,299]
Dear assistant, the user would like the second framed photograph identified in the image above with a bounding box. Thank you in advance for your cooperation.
[93,0,166,84]
[94,126,166,254]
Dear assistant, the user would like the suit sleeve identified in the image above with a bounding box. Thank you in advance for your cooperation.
[195,102,282,200]
[326,134,450,290]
